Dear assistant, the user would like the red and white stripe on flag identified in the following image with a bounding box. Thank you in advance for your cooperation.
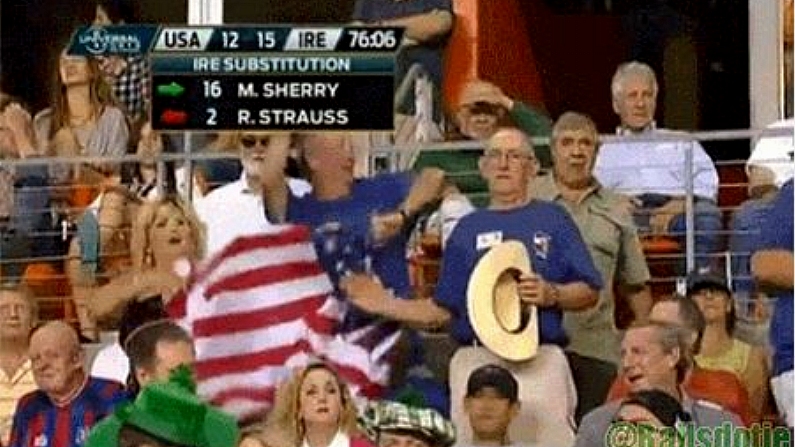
[167,224,396,422]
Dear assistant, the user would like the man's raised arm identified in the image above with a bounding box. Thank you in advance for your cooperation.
[259,135,292,223]
[399,167,446,219]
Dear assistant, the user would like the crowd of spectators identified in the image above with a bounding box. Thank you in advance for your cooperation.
[0,0,792,446]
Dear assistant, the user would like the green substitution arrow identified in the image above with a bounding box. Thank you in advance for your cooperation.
[157,82,186,97]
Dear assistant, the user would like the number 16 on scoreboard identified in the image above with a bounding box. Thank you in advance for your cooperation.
[203,80,222,98]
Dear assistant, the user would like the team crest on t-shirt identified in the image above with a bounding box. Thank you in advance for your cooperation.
[75,427,88,445]
[33,434,47,447]
[533,231,550,260]
[475,231,503,250]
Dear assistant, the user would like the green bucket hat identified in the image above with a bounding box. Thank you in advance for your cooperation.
[84,366,239,447]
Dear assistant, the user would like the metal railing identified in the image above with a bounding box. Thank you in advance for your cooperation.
[0,125,790,325]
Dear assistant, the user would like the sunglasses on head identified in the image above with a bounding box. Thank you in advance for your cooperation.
[240,135,270,148]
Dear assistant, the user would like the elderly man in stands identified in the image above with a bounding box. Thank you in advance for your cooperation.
[752,178,794,427]
[532,111,652,422]
[9,321,127,447]
[195,132,311,258]
[0,283,38,444]
[606,294,753,425]
[594,61,722,271]
[575,322,742,447]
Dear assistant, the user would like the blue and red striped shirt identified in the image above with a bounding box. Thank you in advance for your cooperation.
[8,377,127,447]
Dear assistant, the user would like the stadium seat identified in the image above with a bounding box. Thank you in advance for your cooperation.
[23,262,76,322]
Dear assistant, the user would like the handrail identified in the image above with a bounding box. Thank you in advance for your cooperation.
[367,125,793,157]
[0,125,788,169]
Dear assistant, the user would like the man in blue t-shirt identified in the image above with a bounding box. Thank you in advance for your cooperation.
[262,133,445,332]
[751,178,794,427]
[340,127,603,348]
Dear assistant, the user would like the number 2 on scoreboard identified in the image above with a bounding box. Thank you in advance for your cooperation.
[206,108,218,126]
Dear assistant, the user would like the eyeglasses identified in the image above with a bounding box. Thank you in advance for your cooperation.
[483,149,534,164]
[240,136,270,148]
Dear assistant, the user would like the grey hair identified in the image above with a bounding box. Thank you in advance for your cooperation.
[627,321,693,385]
[611,61,659,100]
[551,111,600,146]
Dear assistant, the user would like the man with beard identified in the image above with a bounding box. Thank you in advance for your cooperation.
[194,132,311,258]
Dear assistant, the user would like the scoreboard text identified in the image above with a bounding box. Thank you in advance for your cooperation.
[68,25,401,131]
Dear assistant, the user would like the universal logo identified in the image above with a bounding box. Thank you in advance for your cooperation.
[79,26,142,55]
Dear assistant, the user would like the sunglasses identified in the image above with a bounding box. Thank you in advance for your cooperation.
[468,102,501,115]
[240,136,270,148]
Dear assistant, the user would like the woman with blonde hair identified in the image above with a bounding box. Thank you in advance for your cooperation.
[241,362,374,447]
[85,195,205,383]
[71,196,203,341]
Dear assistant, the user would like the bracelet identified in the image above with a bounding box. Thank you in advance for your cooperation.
[546,283,560,306]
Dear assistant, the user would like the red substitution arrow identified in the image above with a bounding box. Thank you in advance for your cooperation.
[160,109,189,126]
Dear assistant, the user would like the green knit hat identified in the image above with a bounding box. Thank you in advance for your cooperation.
[84,366,239,447]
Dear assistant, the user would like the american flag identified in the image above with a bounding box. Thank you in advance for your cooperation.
[167,225,401,422]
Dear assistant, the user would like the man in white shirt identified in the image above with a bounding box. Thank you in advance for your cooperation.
[594,61,722,272]
[730,118,794,296]
[195,132,311,258]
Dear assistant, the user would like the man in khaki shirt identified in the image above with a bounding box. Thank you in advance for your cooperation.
[531,112,652,422]
[0,283,37,443]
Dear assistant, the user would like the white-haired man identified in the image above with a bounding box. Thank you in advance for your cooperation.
[594,61,722,272]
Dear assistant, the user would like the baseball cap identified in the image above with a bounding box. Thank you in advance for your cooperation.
[465,364,518,401]
[686,270,732,296]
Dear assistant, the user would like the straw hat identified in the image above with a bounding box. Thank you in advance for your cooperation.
[466,241,539,362]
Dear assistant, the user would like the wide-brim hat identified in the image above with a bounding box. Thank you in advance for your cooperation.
[84,366,239,447]
[467,241,539,362]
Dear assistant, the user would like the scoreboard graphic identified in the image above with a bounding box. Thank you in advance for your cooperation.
[68,25,401,131]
